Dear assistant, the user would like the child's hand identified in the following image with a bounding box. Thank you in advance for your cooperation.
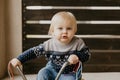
[68,54,79,64]
[10,58,22,67]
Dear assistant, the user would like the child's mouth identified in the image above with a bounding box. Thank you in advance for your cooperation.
[62,36,68,39]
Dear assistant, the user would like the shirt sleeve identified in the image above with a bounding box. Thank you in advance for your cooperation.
[76,46,91,63]
[17,44,45,64]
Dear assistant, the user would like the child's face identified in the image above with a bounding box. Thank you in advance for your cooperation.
[52,16,76,44]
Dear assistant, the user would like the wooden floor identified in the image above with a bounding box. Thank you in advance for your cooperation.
[3,72,120,80]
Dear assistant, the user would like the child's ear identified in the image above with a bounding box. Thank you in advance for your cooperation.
[51,31,54,36]
[48,28,54,35]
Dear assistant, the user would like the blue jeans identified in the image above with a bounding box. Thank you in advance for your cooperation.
[37,61,82,80]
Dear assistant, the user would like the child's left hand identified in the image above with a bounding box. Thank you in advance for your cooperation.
[68,54,79,64]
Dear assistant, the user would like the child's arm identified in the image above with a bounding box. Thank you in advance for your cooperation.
[68,46,91,65]
[76,46,91,63]
[10,44,44,67]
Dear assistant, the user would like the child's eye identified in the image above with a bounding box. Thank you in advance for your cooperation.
[67,27,72,30]
[58,27,63,30]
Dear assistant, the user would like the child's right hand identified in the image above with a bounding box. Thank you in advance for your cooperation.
[10,58,22,67]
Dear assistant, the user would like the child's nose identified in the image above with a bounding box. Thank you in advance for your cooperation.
[63,29,67,33]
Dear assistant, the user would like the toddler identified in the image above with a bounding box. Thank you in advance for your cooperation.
[10,11,91,80]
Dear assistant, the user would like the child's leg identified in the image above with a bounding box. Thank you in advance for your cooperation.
[37,62,57,80]
[59,73,76,80]
[37,67,55,80]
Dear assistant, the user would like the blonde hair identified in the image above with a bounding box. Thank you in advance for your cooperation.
[48,11,77,35]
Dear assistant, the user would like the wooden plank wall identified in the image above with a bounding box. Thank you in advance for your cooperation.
[22,0,120,74]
